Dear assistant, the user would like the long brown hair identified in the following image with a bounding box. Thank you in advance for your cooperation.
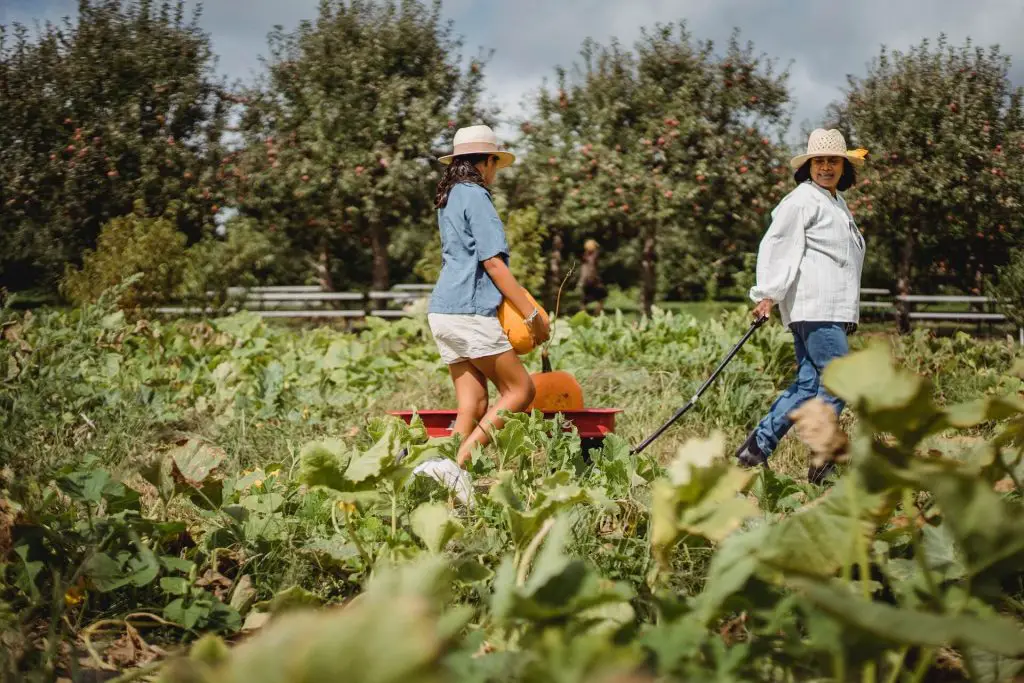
[435,154,495,208]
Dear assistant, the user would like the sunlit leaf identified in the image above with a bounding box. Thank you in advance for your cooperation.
[410,502,463,554]
[252,585,322,615]
[297,438,353,492]
[822,343,940,437]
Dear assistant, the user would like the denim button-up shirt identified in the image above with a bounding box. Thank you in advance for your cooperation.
[427,182,510,317]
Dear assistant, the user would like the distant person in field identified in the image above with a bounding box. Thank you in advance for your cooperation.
[578,239,608,314]
[428,124,550,468]
[734,128,868,484]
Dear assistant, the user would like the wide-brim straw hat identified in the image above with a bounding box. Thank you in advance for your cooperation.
[438,124,516,168]
[789,128,867,169]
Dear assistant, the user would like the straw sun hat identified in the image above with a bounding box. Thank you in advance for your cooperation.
[438,124,516,168]
[789,128,868,170]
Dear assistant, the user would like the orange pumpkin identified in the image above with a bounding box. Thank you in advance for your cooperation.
[528,348,584,412]
[497,288,549,355]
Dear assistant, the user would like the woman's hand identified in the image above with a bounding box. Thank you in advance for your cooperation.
[752,298,774,320]
[526,311,550,344]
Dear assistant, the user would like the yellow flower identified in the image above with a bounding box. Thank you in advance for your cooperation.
[849,148,869,159]
[64,578,86,607]
[253,480,263,488]
[336,501,356,514]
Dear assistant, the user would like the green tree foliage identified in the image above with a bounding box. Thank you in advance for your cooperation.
[0,0,232,293]
[827,36,1024,327]
[232,0,495,291]
[506,25,792,312]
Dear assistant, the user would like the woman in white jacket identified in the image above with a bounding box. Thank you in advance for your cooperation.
[735,128,867,484]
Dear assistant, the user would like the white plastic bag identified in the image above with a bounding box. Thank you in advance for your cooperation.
[412,458,475,509]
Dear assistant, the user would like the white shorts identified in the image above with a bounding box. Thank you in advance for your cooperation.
[427,313,512,365]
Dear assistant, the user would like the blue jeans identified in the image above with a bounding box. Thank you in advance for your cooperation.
[753,321,849,457]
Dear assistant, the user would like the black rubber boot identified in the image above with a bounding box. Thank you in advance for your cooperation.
[807,461,837,485]
[734,432,769,468]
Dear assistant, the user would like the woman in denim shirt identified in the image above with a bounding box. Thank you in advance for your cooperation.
[735,129,867,484]
[429,125,550,467]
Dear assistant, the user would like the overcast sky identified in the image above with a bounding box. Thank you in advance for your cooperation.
[4,0,1023,149]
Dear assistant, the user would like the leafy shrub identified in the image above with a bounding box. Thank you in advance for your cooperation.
[990,249,1024,329]
[62,211,280,311]
[61,206,188,309]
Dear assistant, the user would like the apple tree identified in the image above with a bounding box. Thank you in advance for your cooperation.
[507,24,792,313]
[232,0,494,291]
[827,36,1024,329]
[0,0,232,293]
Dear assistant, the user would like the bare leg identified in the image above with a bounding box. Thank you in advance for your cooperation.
[447,361,489,444]
[455,350,535,466]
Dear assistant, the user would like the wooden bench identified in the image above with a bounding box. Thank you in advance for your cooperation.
[894,294,1019,338]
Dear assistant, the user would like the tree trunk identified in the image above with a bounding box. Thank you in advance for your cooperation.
[316,236,334,292]
[369,223,390,291]
[641,228,657,318]
[895,228,914,334]
[546,231,563,312]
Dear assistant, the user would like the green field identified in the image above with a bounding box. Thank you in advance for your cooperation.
[1,296,1023,682]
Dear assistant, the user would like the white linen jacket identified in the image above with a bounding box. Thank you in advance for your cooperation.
[749,180,865,327]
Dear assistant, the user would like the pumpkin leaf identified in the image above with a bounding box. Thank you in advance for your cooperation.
[297,438,353,492]
[410,502,463,554]
[789,577,1024,656]
[651,433,759,567]
[822,343,939,438]
[757,478,896,578]
[345,422,401,483]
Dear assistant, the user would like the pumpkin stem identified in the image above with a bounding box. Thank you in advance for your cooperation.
[541,346,552,373]
[545,261,575,351]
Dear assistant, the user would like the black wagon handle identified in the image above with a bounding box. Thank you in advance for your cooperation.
[630,315,768,456]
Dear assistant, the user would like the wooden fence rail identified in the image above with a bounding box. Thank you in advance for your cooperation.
[154,285,1021,342]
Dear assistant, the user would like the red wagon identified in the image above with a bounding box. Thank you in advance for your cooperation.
[388,408,622,451]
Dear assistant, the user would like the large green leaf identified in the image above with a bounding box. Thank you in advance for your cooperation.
[346,424,399,483]
[651,433,759,566]
[490,515,635,628]
[168,438,227,508]
[790,577,1024,656]
[757,478,896,578]
[692,525,766,624]
[922,469,1024,582]
[83,552,132,592]
[410,502,463,554]
[921,522,967,582]
[297,438,354,492]
[821,343,940,438]
[170,438,226,488]
[490,475,594,548]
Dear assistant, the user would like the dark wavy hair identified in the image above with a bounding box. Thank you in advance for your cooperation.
[793,158,857,192]
[435,154,496,208]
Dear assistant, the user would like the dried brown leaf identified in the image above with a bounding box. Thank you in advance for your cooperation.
[994,477,1017,494]
[789,398,850,467]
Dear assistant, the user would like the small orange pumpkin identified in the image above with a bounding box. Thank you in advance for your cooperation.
[528,348,584,412]
[497,288,550,355]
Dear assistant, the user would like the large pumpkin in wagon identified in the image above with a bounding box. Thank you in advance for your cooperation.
[528,348,584,412]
